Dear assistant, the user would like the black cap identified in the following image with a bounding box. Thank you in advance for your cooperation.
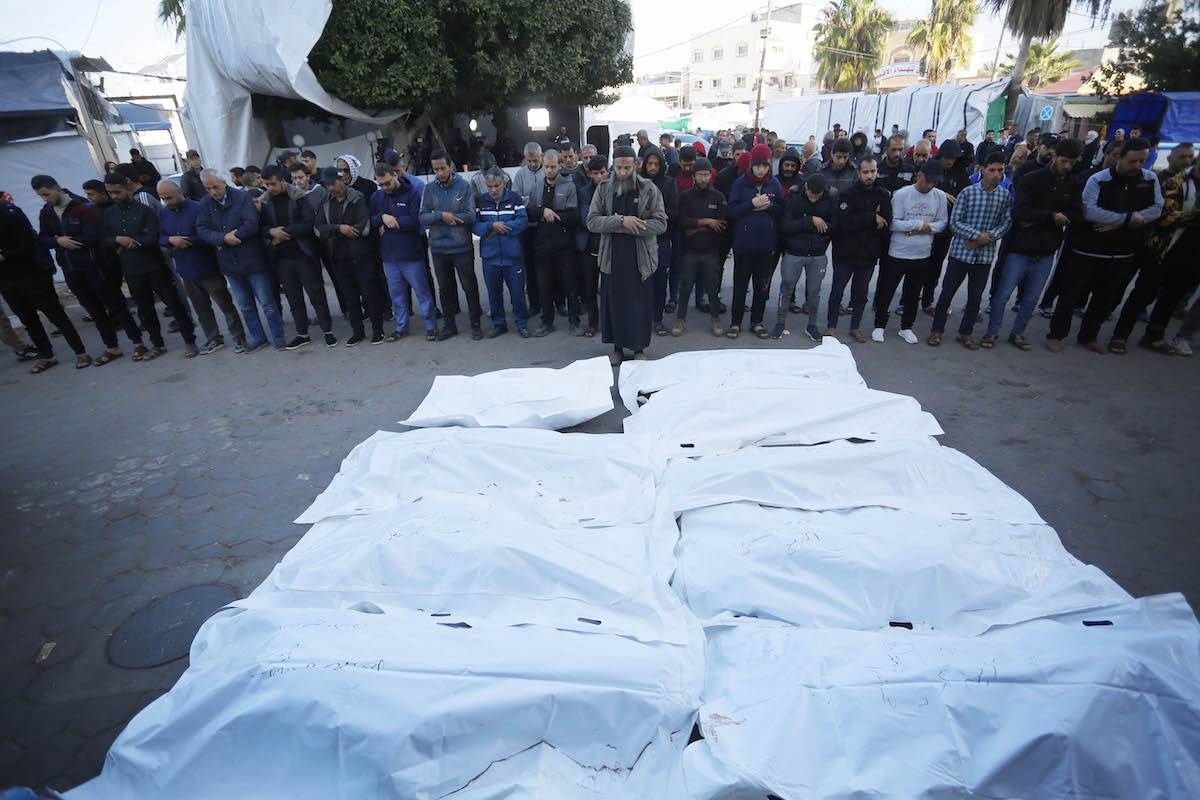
[693,157,713,173]
[613,146,636,159]
[938,140,961,160]
[917,159,945,183]
[679,145,696,160]
[319,166,341,185]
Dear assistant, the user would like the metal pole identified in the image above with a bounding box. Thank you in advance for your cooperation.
[753,0,774,131]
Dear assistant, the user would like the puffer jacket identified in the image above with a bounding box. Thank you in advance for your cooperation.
[779,187,836,257]
[831,181,892,263]
[419,173,476,254]
[473,188,529,266]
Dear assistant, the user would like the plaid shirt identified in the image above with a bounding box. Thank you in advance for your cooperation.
[948,181,1013,264]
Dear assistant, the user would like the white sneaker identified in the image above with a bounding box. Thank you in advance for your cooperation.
[871,328,885,342]
[1170,336,1193,356]
[898,329,919,344]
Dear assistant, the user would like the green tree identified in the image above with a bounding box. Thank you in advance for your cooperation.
[1090,0,1200,94]
[157,0,184,39]
[985,0,1106,123]
[907,0,978,86]
[999,37,1078,88]
[813,0,895,92]
[158,0,633,113]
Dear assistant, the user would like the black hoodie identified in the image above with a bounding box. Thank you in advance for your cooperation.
[639,146,677,242]
[777,147,804,192]
[849,132,871,166]
[779,186,836,257]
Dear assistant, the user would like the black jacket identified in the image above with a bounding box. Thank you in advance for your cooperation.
[1013,154,1053,189]
[877,157,916,195]
[779,187,836,257]
[1070,166,1163,258]
[0,201,48,281]
[640,147,677,242]
[259,186,320,263]
[831,181,892,263]
[316,187,374,264]
[777,147,804,192]
[1008,165,1077,256]
[715,164,741,201]
[678,186,727,253]
[181,168,205,202]
[818,161,857,198]
[102,199,166,277]
[935,162,973,240]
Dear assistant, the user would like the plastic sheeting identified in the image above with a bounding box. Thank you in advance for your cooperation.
[0,133,100,231]
[623,373,942,456]
[617,339,865,412]
[674,502,1130,635]
[72,606,703,800]
[182,0,401,180]
[403,356,615,430]
[296,428,658,528]
[682,597,1200,799]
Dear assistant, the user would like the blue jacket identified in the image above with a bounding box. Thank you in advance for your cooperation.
[726,175,784,253]
[419,173,476,254]
[473,189,529,266]
[369,177,424,263]
[196,187,269,275]
[159,199,219,280]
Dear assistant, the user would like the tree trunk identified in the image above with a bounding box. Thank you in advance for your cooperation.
[1004,30,1033,126]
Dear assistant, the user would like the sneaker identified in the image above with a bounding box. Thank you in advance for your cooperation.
[518,327,532,339]
[233,341,247,354]
[770,323,784,340]
[199,339,224,355]
[671,320,685,337]
[789,303,804,314]
[324,333,338,347]
[470,326,483,341]
[898,329,919,345]
[437,325,458,341]
[371,333,385,345]
[244,339,268,353]
[1169,336,1192,356]
[285,335,311,350]
[184,342,200,358]
[871,327,885,342]
[486,326,508,339]
[805,324,822,342]
[1038,306,1054,319]
[345,334,364,347]
[386,330,408,342]
[664,301,676,315]
[534,324,554,337]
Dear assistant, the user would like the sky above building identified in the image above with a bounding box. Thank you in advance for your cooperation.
[1,0,1145,78]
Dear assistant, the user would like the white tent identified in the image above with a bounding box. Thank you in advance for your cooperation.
[688,103,751,131]
[591,95,676,124]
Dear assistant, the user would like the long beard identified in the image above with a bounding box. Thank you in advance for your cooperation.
[614,176,634,197]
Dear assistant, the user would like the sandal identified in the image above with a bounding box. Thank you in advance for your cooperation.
[424,331,437,342]
[980,335,997,349]
[75,354,93,369]
[95,350,123,366]
[15,346,39,361]
[583,327,595,338]
[30,358,58,374]
[850,329,867,343]
[957,335,979,350]
[1009,335,1032,351]
[725,325,740,339]
[132,344,149,361]
[1108,339,1127,355]
[927,332,942,347]
[140,346,162,362]
[753,324,768,339]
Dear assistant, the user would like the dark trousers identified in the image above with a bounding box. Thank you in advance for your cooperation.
[700,242,731,305]
[676,250,721,321]
[1049,253,1134,343]
[827,260,875,331]
[931,257,990,336]
[583,251,600,329]
[874,255,927,331]
[278,256,332,336]
[320,252,348,315]
[64,268,141,348]
[521,229,540,311]
[536,246,580,327]
[920,235,952,308]
[331,257,384,338]
[126,265,196,347]
[1038,246,1070,310]
[0,272,86,358]
[185,272,245,345]
[433,250,482,329]
[730,249,774,328]
[652,239,673,323]
[1113,232,1200,342]
[668,230,683,302]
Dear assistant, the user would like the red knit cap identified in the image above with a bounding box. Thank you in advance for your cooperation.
[749,144,772,164]
[736,152,752,174]
[692,140,707,155]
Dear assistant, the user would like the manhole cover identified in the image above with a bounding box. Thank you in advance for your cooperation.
[107,584,237,669]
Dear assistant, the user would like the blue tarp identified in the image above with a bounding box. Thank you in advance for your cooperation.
[114,102,172,132]
[1109,92,1200,144]
[1159,92,1200,145]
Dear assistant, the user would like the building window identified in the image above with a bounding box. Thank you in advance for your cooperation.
[712,47,723,61]
[694,80,704,90]
[693,49,703,63]
[783,73,795,88]
[735,75,747,88]
[737,42,749,57]
[712,78,722,89]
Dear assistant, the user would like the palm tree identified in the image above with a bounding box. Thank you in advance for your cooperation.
[159,0,184,39]
[813,0,895,92]
[986,0,1106,122]
[906,0,978,85]
[999,37,1079,88]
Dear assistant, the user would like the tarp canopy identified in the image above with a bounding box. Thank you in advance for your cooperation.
[1159,92,1200,145]
[182,0,402,178]
[0,133,100,226]
[591,95,676,124]
[765,80,1009,144]
[113,102,172,132]
[0,50,80,143]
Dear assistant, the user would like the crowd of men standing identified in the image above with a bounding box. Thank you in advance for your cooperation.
[0,121,1196,374]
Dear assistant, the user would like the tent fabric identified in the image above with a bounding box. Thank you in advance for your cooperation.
[1109,92,1171,139]
[182,0,402,180]
[1159,92,1200,145]
[0,50,73,117]
[680,597,1200,799]
[113,102,172,132]
[0,133,101,229]
[402,356,615,429]
[674,502,1131,635]
[765,80,1008,144]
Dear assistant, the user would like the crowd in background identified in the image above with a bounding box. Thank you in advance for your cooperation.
[0,116,1195,373]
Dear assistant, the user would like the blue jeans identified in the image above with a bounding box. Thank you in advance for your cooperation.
[384,260,437,333]
[482,261,529,329]
[225,270,284,347]
[986,252,1055,338]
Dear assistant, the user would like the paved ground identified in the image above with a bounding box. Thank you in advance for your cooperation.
[1,266,1197,792]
